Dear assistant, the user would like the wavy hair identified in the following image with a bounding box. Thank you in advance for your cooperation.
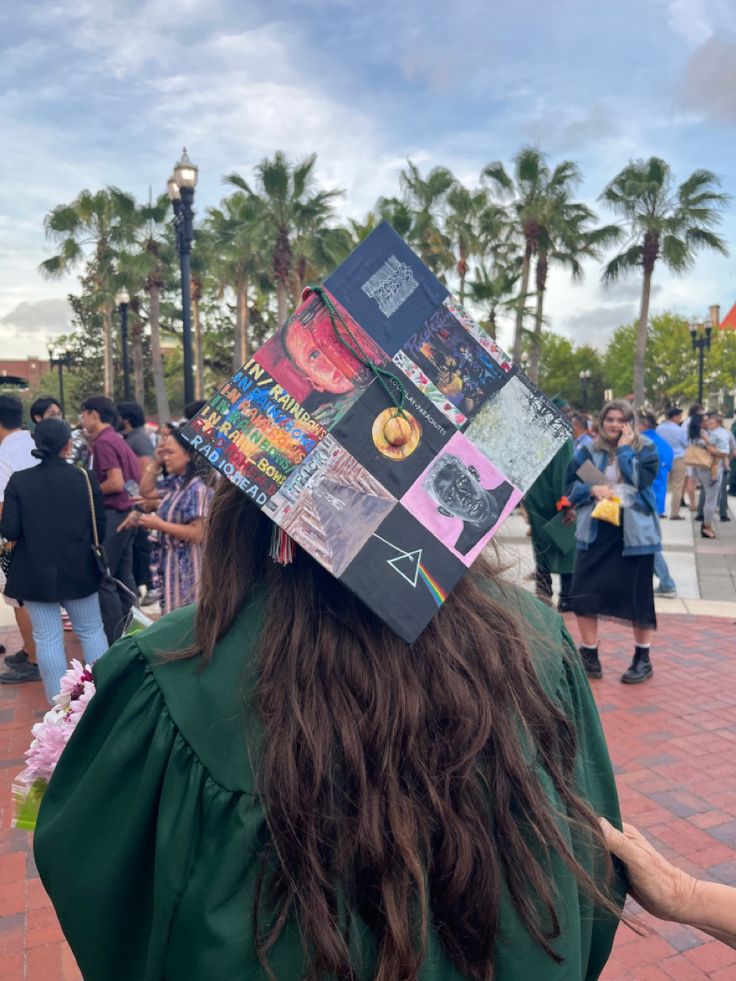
[186,480,619,979]
[594,398,643,456]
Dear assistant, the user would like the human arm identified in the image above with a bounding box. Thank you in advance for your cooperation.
[97,466,124,495]
[139,512,205,542]
[0,477,21,540]
[139,445,165,498]
[139,478,211,543]
[615,436,658,491]
[565,447,603,506]
[600,819,736,948]
[0,454,12,516]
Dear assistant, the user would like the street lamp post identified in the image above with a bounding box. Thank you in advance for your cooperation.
[47,345,74,416]
[167,147,198,406]
[115,287,131,400]
[690,320,713,406]
[579,369,591,409]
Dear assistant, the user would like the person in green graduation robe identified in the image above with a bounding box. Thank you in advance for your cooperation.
[34,480,625,981]
[525,439,577,612]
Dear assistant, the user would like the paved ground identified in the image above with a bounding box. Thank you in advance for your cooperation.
[497,488,736,616]
[0,492,734,978]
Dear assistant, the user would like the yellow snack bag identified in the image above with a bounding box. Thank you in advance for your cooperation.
[591,496,621,526]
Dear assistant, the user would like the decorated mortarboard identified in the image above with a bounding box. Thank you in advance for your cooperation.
[181,222,571,643]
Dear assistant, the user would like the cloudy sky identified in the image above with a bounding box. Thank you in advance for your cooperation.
[2,0,736,359]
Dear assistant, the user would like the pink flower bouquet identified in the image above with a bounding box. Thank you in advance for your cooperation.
[12,608,153,830]
[12,660,95,831]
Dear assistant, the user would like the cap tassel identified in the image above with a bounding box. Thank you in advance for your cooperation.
[269,525,295,565]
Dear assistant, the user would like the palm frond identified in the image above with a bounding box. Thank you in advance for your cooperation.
[481,161,513,194]
[601,244,643,282]
[659,234,691,274]
[224,172,255,195]
[685,227,729,256]
[44,205,82,238]
[38,255,65,278]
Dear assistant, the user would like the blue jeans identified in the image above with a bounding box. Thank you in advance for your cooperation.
[653,551,676,592]
[24,594,109,702]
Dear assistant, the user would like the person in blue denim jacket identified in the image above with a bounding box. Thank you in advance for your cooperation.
[566,400,661,686]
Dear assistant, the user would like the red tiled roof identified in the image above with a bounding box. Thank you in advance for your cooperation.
[719,302,736,329]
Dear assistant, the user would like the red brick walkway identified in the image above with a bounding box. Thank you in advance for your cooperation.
[1,613,735,979]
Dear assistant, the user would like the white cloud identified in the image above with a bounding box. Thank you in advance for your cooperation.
[682,35,736,121]
[668,0,713,44]
[0,298,72,332]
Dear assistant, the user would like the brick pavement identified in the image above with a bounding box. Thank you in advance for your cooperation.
[0,612,735,979]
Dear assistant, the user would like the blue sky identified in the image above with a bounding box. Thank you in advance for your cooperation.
[2,0,736,358]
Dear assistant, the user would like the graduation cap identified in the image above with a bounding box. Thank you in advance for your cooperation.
[181,222,571,643]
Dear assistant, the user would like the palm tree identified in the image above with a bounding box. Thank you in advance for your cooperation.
[373,197,415,239]
[226,152,344,326]
[528,199,621,382]
[127,295,146,405]
[116,192,173,422]
[205,193,267,370]
[291,218,354,298]
[601,158,729,407]
[445,183,488,303]
[482,148,580,364]
[39,189,135,396]
[398,161,455,277]
[349,214,379,243]
[467,260,522,339]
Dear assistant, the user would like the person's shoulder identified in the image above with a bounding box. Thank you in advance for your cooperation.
[132,595,266,792]
[479,580,567,691]
[134,605,197,659]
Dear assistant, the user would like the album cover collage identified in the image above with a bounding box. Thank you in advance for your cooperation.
[182,222,571,642]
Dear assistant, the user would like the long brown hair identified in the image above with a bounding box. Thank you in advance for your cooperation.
[594,398,643,456]
[189,480,618,979]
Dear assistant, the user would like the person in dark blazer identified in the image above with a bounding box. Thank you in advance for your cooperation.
[0,418,109,701]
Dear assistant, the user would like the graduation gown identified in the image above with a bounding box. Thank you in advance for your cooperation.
[34,585,623,980]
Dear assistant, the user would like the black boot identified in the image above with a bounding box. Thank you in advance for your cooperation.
[621,645,653,685]
[579,645,602,679]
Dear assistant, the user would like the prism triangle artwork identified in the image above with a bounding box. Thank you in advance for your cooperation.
[181,221,571,643]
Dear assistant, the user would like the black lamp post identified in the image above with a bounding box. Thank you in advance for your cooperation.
[47,344,74,416]
[115,287,131,400]
[167,147,198,406]
[579,369,591,409]
[689,308,718,406]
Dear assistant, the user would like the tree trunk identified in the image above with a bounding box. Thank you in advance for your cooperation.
[528,253,547,384]
[456,255,468,305]
[131,319,145,406]
[633,267,653,409]
[513,247,532,365]
[147,283,171,423]
[192,288,204,399]
[232,282,250,371]
[276,280,288,328]
[102,305,114,397]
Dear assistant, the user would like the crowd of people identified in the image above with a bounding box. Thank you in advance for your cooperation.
[0,393,211,703]
[1,382,736,978]
[525,398,735,686]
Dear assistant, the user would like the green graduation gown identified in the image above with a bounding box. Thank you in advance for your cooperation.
[34,585,623,980]
[525,440,577,576]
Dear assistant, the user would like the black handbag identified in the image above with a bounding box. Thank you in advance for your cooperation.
[81,469,137,607]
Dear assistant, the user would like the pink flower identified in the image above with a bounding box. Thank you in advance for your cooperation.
[54,660,92,706]
[18,708,75,785]
[17,661,97,784]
